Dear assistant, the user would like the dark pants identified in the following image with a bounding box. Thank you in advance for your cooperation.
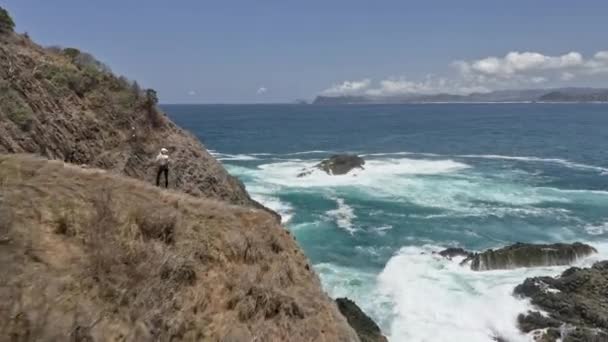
[156,165,169,188]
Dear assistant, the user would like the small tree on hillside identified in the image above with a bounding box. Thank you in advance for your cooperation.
[145,89,158,107]
[145,89,162,127]
[131,81,142,98]
[63,47,81,60]
[0,6,15,33]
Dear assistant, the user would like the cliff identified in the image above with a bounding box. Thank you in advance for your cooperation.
[0,154,359,341]
[0,28,273,215]
[0,12,365,341]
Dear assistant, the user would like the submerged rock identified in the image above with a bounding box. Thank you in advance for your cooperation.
[513,261,608,341]
[436,247,473,260]
[335,298,388,342]
[316,154,365,175]
[464,242,596,271]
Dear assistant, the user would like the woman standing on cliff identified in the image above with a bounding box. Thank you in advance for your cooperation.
[155,148,170,188]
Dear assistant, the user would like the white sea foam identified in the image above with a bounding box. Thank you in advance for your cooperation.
[228,156,586,216]
[456,154,608,173]
[223,150,608,341]
[363,152,442,157]
[584,222,608,235]
[353,151,608,174]
[215,153,260,161]
[287,150,335,155]
[255,157,470,188]
[376,243,608,342]
[315,262,394,330]
[374,225,394,235]
[326,198,357,234]
[249,193,294,223]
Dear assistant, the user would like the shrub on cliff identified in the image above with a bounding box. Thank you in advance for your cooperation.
[0,80,33,129]
[145,88,164,127]
[63,47,81,60]
[0,6,15,33]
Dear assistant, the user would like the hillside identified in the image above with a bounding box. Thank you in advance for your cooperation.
[0,27,274,217]
[538,89,608,102]
[0,10,380,341]
[0,154,359,341]
[313,88,608,104]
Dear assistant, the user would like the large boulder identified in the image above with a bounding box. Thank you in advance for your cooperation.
[513,261,608,341]
[335,298,388,342]
[316,154,365,175]
[463,242,596,271]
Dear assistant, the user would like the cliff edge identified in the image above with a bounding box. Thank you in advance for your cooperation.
[0,154,358,341]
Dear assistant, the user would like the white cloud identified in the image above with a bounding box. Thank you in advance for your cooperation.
[324,75,490,97]
[461,51,583,77]
[322,79,371,96]
[530,76,547,84]
[457,50,608,81]
[256,87,268,95]
[561,72,575,81]
[187,90,196,96]
[595,51,608,60]
[321,50,608,96]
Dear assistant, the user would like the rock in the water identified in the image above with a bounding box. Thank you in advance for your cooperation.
[513,260,608,341]
[316,154,365,175]
[464,242,596,271]
[335,298,388,342]
[436,247,473,260]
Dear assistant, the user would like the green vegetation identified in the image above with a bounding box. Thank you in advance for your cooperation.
[62,47,81,60]
[145,88,163,126]
[0,80,33,129]
[146,88,159,106]
[0,6,15,33]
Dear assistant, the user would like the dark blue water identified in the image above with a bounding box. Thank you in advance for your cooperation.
[166,103,608,166]
[164,103,608,341]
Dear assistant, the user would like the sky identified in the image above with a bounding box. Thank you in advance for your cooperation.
[3,0,608,103]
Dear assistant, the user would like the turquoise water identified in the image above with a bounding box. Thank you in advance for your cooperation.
[165,104,608,341]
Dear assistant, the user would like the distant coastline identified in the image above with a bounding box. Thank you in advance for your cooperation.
[312,87,608,105]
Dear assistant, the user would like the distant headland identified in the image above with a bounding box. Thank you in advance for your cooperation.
[313,87,608,104]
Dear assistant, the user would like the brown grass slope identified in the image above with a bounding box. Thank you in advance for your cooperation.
[0,31,269,213]
[0,154,359,341]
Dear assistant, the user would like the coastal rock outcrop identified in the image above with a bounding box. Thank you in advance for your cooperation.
[336,298,388,342]
[435,247,473,260]
[438,242,596,271]
[465,242,596,271]
[316,154,365,175]
[513,261,608,341]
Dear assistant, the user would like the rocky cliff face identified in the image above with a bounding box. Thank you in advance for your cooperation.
[440,242,597,271]
[0,30,271,215]
[336,298,388,342]
[514,261,608,341]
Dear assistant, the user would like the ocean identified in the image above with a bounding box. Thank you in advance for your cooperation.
[164,103,608,342]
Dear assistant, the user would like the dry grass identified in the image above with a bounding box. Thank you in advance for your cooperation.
[0,195,12,241]
[0,154,358,342]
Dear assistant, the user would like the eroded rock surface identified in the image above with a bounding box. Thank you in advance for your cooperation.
[514,261,608,341]
[336,298,388,342]
[462,242,596,271]
[316,154,365,175]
